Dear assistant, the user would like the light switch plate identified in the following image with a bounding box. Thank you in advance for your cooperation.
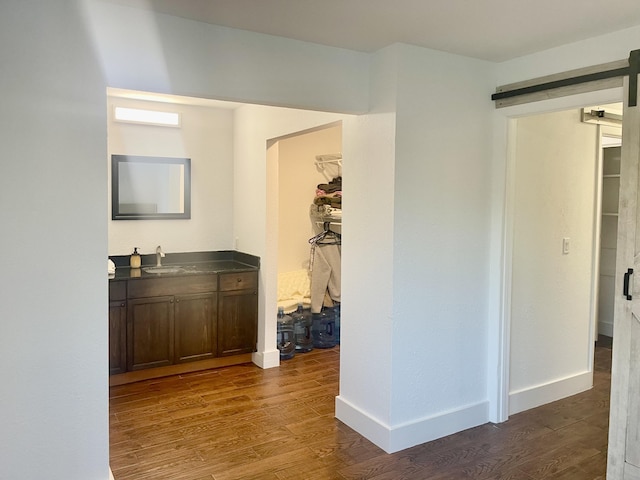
[563,237,570,255]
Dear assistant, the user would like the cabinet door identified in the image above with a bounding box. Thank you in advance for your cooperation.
[218,289,258,356]
[108,300,127,375]
[174,292,217,363]
[127,296,175,371]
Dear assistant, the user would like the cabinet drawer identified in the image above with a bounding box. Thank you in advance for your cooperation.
[128,275,217,298]
[219,271,258,291]
[109,281,127,301]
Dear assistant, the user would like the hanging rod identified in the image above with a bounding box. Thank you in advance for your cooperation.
[315,153,342,169]
[315,221,341,227]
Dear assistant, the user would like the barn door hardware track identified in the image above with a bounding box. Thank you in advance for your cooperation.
[491,49,640,107]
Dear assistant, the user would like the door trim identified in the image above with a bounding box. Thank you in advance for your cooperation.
[490,87,624,423]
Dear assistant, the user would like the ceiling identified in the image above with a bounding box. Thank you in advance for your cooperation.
[101,0,640,62]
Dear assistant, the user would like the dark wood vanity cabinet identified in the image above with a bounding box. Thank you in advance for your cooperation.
[127,296,175,371]
[174,292,217,363]
[108,281,127,375]
[127,292,218,370]
[218,272,258,356]
[125,275,218,371]
[109,269,257,377]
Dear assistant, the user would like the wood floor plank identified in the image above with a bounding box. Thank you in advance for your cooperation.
[110,343,612,480]
[211,447,315,480]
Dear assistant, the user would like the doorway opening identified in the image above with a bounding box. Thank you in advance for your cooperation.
[106,88,353,369]
[107,89,353,475]
[268,122,343,360]
[503,100,622,419]
[595,120,623,338]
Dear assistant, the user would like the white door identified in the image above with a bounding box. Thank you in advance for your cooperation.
[608,75,640,479]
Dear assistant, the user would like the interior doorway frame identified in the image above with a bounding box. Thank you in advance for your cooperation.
[490,86,625,423]
[256,112,355,370]
[268,120,343,311]
[597,125,624,338]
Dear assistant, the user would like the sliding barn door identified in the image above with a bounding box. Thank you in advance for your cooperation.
[609,75,640,479]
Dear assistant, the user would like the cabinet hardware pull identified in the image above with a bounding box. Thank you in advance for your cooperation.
[624,268,634,301]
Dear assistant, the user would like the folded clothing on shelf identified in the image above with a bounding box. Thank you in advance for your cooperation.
[317,176,342,194]
[311,204,342,219]
[314,195,341,208]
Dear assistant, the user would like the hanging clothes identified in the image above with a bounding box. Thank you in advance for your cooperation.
[310,243,341,313]
[309,223,341,314]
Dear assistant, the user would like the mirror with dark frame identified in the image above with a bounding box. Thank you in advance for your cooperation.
[111,155,191,220]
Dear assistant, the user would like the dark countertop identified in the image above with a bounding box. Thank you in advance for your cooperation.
[109,250,259,281]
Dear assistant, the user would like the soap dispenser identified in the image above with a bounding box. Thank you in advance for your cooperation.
[130,247,141,269]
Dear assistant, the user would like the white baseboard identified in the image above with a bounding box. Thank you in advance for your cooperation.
[598,321,614,337]
[335,396,391,451]
[335,395,489,454]
[251,349,280,369]
[509,370,593,415]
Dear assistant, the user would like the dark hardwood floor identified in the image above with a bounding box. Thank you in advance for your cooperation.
[110,339,611,479]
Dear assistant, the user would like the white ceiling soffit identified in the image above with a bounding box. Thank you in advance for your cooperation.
[100,0,640,62]
[107,87,244,109]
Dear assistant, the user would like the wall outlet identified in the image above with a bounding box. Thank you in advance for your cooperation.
[563,237,570,255]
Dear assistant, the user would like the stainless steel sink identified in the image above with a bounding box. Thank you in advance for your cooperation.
[143,266,183,274]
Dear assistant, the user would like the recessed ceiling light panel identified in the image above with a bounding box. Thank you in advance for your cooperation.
[114,106,181,127]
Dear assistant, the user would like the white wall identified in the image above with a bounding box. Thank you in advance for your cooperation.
[84,1,370,114]
[107,95,235,255]
[495,26,640,86]
[337,44,497,453]
[335,46,398,449]
[0,2,109,479]
[392,44,494,420]
[509,109,598,414]
[277,124,342,273]
[392,44,494,448]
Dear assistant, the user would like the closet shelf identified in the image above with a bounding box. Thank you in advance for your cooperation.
[602,212,619,217]
[315,153,342,170]
[603,174,621,178]
[310,204,342,226]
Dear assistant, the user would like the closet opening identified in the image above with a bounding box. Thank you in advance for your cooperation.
[272,122,343,363]
[594,116,623,339]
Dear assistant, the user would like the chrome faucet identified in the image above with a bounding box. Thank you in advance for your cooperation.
[156,245,165,267]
